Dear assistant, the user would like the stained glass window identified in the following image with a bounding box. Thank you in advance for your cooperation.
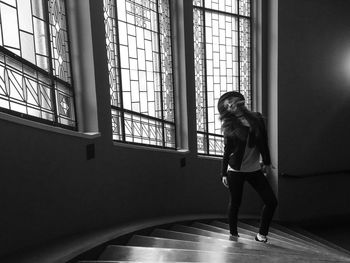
[0,0,76,128]
[193,0,252,156]
[104,0,176,148]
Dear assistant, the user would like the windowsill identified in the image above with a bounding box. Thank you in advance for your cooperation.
[197,154,222,161]
[0,112,101,139]
[113,141,190,155]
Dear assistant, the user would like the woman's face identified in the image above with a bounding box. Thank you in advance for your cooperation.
[224,96,245,114]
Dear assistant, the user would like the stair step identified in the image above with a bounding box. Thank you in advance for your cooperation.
[237,220,324,246]
[210,221,331,251]
[191,222,252,239]
[193,222,316,250]
[270,222,350,258]
[128,235,348,261]
[170,224,350,261]
[151,228,311,254]
[98,245,346,262]
[151,228,261,248]
[210,220,317,248]
[214,220,337,253]
[171,224,315,252]
[242,220,350,259]
[210,221,262,236]
[213,220,350,261]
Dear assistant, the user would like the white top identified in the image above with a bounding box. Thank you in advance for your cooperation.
[227,117,261,173]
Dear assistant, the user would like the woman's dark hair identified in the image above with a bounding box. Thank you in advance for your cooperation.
[217,91,261,146]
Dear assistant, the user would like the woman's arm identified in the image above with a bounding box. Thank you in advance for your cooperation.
[258,113,271,166]
[221,136,233,178]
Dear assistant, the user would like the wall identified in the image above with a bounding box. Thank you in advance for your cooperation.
[0,0,262,257]
[277,0,350,222]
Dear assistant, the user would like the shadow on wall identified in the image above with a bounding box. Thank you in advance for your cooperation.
[278,173,350,225]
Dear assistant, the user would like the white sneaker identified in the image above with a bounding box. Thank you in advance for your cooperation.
[255,233,268,243]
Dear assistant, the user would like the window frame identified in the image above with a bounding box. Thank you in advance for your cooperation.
[0,0,77,130]
[193,0,254,157]
[104,0,178,150]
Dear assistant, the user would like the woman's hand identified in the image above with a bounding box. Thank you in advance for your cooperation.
[263,164,275,176]
[222,176,229,188]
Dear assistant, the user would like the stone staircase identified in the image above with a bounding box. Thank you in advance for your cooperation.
[74,220,350,262]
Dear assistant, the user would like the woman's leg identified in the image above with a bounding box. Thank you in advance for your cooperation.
[227,171,246,236]
[246,170,278,236]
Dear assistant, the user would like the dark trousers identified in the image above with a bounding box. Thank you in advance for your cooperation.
[227,170,278,236]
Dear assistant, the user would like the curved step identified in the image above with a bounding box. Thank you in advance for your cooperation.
[98,245,347,263]
[170,224,350,261]
[270,222,350,258]
[171,224,314,252]
[192,222,318,251]
[74,219,350,263]
[239,220,350,260]
[209,220,320,248]
[191,222,252,239]
[211,221,340,253]
[128,235,348,262]
[151,228,310,254]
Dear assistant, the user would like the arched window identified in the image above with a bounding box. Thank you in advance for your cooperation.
[193,0,252,156]
[104,0,176,149]
[0,0,76,128]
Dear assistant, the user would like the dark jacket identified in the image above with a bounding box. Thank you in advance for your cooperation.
[221,112,271,177]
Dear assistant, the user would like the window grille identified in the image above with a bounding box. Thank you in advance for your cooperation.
[0,0,76,128]
[193,0,252,156]
[103,0,176,148]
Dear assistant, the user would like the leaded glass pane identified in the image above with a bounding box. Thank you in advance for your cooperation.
[193,8,206,133]
[193,0,202,7]
[117,0,163,118]
[104,0,176,148]
[0,3,20,50]
[159,0,174,123]
[48,0,72,84]
[204,0,237,14]
[197,132,207,154]
[239,17,251,109]
[124,112,164,146]
[205,12,239,135]
[0,52,55,122]
[0,0,76,129]
[111,109,123,140]
[239,0,250,17]
[55,82,75,126]
[208,134,224,155]
[2,0,15,6]
[104,0,121,108]
[164,122,175,148]
[194,0,252,155]
[0,0,50,70]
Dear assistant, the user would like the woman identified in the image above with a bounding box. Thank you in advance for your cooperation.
[217,91,278,243]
